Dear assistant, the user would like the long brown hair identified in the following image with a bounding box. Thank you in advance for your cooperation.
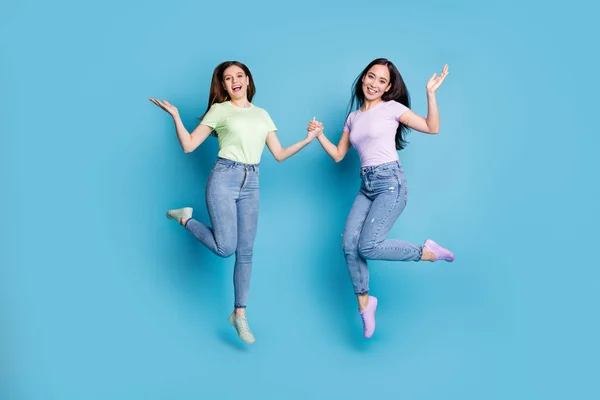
[199,61,256,136]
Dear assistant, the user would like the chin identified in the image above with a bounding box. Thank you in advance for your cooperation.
[228,92,241,99]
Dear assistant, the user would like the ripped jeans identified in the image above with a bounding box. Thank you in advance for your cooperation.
[342,160,423,295]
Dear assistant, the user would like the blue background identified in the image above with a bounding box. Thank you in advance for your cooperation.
[2,0,598,399]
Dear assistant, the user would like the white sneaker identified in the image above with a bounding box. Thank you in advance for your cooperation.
[228,312,256,344]
[166,207,193,223]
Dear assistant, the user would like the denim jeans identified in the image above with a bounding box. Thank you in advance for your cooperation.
[342,160,423,295]
[184,157,260,308]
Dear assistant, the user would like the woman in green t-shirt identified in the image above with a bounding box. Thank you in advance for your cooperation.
[149,61,319,344]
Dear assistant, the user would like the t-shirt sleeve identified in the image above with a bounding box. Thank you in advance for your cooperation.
[391,101,410,119]
[343,113,353,133]
[262,110,277,132]
[200,103,223,129]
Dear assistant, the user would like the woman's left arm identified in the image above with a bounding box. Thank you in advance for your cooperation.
[399,64,449,134]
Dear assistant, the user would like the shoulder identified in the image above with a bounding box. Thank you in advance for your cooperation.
[251,104,269,114]
[251,104,274,119]
[383,100,409,117]
[211,101,227,109]
[384,100,409,111]
[346,109,359,121]
[207,101,228,113]
[344,110,359,132]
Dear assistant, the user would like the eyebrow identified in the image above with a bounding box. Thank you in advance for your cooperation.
[224,72,244,78]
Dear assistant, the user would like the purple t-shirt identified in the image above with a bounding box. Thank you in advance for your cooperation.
[343,100,409,167]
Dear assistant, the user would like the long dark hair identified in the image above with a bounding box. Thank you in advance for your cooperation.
[347,58,411,150]
[199,61,256,136]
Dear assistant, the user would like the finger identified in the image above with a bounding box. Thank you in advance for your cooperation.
[150,98,164,108]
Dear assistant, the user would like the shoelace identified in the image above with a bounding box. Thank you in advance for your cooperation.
[236,318,253,335]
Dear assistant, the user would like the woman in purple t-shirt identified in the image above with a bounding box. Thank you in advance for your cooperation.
[310,58,454,339]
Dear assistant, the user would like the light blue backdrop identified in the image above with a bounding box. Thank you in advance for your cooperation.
[2,0,598,399]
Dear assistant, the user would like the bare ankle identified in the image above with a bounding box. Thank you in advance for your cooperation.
[357,294,369,311]
[421,248,435,261]
[234,308,246,317]
[180,217,188,226]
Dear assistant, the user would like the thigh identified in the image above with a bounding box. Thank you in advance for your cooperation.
[205,166,240,244]
[236,173,260,250]
[342,189,372,249]
[360,174,406,245]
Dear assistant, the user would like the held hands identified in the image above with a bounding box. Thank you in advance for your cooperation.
[306,118,323,142]
[426,64,449,95]
[148,97,179,118]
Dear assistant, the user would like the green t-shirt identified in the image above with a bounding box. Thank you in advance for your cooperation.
[200,101,277,165]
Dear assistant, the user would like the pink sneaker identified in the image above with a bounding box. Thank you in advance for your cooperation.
[359,296,378,338]
[424,239,454,262]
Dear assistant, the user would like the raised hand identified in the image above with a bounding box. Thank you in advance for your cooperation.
[149,97,180,117]
[426,64,449,95]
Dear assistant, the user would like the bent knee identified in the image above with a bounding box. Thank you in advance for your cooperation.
[217,243,236,258]
[358,240,376,259]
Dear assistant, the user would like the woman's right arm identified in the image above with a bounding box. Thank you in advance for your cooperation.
[308,119,351,162]
[149,98,213,153]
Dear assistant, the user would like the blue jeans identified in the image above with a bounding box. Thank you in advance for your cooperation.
[342,161,423,295]
[184,158,260,308]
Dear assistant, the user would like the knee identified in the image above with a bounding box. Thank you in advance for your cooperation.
[358,237,375,259]
[235,248,253,263]
[216,242,236,258]
[342,232,359,256]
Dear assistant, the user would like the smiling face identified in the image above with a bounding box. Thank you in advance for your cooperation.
[361,64,392,101]
[222,65,250,101]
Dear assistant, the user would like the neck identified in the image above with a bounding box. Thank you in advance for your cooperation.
[362,98,383,111]
[229,98,251,108]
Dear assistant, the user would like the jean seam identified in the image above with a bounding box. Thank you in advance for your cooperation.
[350,190,370,294]
[355,215,367,293]
[207,170,227,255]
